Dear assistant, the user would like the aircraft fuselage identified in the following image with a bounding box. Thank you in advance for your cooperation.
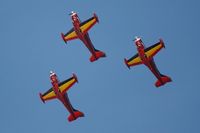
[71,15,97,57]
[135,39,163,83]
[50,74,75,117]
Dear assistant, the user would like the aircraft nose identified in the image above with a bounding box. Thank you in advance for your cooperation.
[134,36,141,41]
[69,11,76,16]
[50,71,56,77]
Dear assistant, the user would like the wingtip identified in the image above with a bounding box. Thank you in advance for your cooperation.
[61,33,67,44]
[39,93,45,103]
[93,13,99,23]
[73,73,78,83]
[124,58,130,69]
[160,39,165,48]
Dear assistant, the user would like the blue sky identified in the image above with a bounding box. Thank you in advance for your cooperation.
[1,0,200,133]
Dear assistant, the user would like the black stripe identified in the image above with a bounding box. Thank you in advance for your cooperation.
[128,53,139,62]
[144,42,160,52]
[42,77,74,97]
[149,59,162,75]
[80,17,95,27]
[58,77,74,87]
[42,88,53,97]
[64,93,75,111]
[64,28,75,37]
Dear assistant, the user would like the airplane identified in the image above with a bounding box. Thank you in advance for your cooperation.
[124,37,172,87]
[39,71,84,122]
[61,11,106,62]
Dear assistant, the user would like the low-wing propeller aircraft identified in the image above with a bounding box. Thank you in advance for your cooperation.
[124,37,172,87]
[39,71,84,122]
[61,11,106,62]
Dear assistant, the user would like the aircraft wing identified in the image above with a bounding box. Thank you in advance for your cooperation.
[144,39,165,59]
[61,28,78,43]
[39,88,56,103]
[39,74,78,103]
[124,53,142,68]
[80,13,99,35]
[58,74,78,95]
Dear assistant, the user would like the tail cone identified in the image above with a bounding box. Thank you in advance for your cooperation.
[155,75,172,87]
[68,111,84,122]
[90,51,106,62]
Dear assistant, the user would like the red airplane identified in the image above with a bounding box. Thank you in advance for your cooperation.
[61,11,106,62]
[124,37,172,87]
[39,71,84,122]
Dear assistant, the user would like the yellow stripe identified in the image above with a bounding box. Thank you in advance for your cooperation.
[128,56,142,66]
[80,18,96,33]
[43,91,56,100]
[145,43,163,58]
[59,78,76,93]
[65,31,77,40]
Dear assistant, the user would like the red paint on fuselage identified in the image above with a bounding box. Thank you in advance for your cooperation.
[134,38,163,82]
[50,73,76,118]
[71,13,97,58]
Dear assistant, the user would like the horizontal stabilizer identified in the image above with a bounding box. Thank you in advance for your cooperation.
[155,75,172,87]
[90,50,106,62]
[68,111,84,122]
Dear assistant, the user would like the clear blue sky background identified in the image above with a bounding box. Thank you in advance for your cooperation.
[1,0,200,133]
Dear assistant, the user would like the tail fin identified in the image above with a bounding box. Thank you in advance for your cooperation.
[68,110,84,122]
[90,50,106,62]
[155,75,172,87]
